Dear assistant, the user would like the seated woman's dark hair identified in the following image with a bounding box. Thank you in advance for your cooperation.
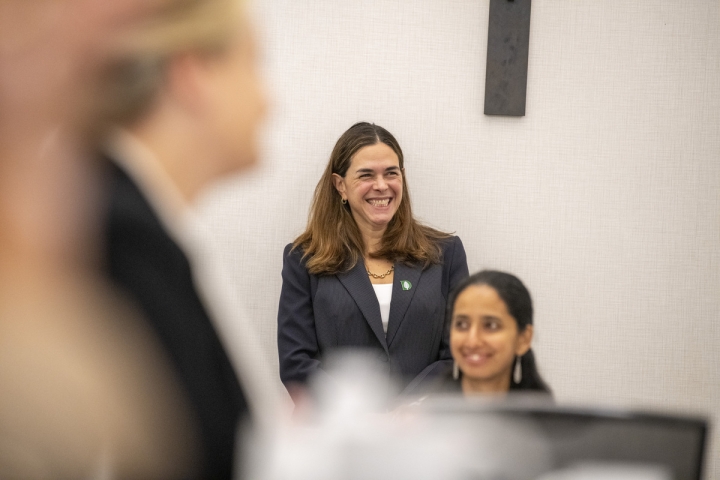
[447,270,551,394]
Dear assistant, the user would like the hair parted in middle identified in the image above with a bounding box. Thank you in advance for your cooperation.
[293,122,450,275]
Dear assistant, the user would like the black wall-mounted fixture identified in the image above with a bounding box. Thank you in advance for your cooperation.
[484,0,532,116]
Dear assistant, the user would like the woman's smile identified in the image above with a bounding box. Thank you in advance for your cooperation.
[458,351,492,367]
[367,197,391,207]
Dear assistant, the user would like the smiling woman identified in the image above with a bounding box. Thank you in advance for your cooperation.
[277,122,469,398]
[403,270,552,398]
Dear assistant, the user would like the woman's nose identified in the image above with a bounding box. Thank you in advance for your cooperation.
[464,326,483,347]
[373,176,387,190]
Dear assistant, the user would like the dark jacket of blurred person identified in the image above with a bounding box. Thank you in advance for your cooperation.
[97,0,268,478]
[103,158,246,479]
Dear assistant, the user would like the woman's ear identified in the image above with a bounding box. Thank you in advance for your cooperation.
[164,52,209,114]
[516,324,533,356]
[332,173,346,200]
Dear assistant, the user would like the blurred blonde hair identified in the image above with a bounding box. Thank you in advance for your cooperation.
[100,0,244,125]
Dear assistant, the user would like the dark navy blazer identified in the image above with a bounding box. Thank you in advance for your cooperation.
[103,162,248,479]
[277,235,469,389]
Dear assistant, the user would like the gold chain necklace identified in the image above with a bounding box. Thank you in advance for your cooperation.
[367,265,394,279]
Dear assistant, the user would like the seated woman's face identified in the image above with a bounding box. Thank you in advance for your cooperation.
[450,284,532,388]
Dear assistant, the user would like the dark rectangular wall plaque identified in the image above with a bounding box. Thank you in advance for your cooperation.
[484,0,532,116]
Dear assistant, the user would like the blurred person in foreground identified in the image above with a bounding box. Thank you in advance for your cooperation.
[0,0,173,271]
[98,0,272,477]
[278,122,469,400]
[0,0,201,477]
[403,270,551,398]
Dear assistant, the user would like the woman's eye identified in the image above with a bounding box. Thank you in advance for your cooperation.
[485,320,499,330]
[453,320,468,330]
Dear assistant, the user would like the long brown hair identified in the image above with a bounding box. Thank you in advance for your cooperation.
[293,122,450,275]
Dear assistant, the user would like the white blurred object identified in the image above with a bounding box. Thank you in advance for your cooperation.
[538,463,671,480]
[247,352,551,480]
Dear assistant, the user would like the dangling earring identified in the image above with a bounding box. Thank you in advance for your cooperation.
[453,361,459,380]
[513,355,522,384]
[341,197,347,205]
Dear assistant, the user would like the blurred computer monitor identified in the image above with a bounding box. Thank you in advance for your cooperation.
[423,398,708,480]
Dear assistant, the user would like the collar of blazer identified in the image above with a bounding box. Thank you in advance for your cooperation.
[336,259,423,352]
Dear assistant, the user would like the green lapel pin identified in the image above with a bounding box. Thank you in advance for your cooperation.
[401,280,412,291]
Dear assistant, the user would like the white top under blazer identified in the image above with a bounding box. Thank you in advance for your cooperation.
[372,283,393,334]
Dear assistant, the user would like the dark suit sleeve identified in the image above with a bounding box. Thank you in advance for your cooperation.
[438,236,470,361]
[277,244,322,387]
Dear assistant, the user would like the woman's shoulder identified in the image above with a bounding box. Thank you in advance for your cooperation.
[283,242,309,270]
[437,234,464,250]
[437,234,466,267]
[284,241,298,254]
[286,239,314,255]
[411,227,462,254]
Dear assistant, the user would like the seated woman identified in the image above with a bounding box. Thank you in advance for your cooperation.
[403,270,551,397]
[277,122,469,397]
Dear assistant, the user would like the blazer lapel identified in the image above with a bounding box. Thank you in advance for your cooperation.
[385,262,423,346]
[336,258,388,352]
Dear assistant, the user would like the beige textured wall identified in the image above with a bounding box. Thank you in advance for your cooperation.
[196,1,720,476]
